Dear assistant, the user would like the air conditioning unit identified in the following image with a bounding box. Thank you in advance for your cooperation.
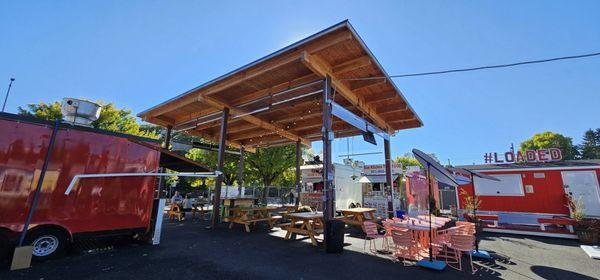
[61,98,102,126]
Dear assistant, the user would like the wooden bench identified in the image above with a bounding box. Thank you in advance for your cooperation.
[463,213,499,227]
[538,217,576,233]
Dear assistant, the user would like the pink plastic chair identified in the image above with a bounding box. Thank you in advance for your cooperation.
[363,221,385,253]
[456,221,476,235]
[447,234,477,274]
[391,230,417,264]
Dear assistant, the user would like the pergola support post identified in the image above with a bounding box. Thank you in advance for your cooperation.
[238,146,245,197]
[295,140,301,206]
[322,76,334,221]
[157,125,173,198]
[210,108,229,228]
[384,139,394,219]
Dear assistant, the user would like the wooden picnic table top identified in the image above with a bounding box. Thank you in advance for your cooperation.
[229,206,277,213]
[339,208,377,214]
[287,212,324,220]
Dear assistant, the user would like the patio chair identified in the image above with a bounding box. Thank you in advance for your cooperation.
[391,230,417,264]
[168,204,183,221]
[446,234,477,274]
[363,221,385,253]
[456,221,476,235]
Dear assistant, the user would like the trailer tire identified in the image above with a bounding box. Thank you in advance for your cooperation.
[25,228,69,261]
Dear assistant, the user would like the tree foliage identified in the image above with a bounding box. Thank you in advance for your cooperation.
[18,101,159,139]
[394,153,422,168]
[520,131,578,160]
[245,145,297,187]
[579,129,600,160]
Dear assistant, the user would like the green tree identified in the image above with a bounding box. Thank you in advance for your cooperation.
[18,102,63,121]
[394,153,422,168]
[245,145,297,187]
[185,148,241,186]
[18,101,159,139]
[579,129,600,159]
[520,131,578,160]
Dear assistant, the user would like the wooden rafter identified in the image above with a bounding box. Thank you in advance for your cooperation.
[333,55,371,74]
[197,95,311,146]
[187,129,256,153]
[300,51,393,133]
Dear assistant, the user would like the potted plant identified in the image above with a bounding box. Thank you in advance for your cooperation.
[566,195,600,245]
[460,189,484,231]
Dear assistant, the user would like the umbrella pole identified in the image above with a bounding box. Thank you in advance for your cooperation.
[416,163,445,270]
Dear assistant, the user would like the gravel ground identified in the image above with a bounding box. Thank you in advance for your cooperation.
[2,216,598,280]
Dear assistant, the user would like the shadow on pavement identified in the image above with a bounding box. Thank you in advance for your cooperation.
[531,265,599,280]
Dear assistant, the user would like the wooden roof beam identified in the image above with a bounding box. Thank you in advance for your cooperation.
[187,130,256,153]
[300,52,393,133]
[376,103,408,114]
[349,78,387,91]
[197,95,311,147]
[332,55,371,74]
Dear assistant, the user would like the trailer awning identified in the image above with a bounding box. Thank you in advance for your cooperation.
[159,149,212,172]
[359,175,399,183]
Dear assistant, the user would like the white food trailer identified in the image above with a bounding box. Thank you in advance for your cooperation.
[300,163,363,211]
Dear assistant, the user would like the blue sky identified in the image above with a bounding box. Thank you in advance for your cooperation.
[2,1,599,165]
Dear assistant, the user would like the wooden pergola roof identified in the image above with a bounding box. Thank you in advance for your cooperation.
[138,20,423,152]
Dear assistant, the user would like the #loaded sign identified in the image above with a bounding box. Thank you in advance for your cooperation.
[484,148,562,164]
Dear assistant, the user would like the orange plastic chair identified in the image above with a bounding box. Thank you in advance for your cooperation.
[363,221,385,253]
[447,234,477,274]
[391,230,417,264]
[168,204,183,221]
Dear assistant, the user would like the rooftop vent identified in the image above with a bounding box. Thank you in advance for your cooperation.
[61,98,102,126]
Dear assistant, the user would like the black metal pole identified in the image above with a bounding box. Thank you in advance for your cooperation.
[322,76,334,222]
[238,146,245,197]
[427,163,433,261]
[295,140,301,206]
[164,125,173,150]
[384,139,394,218]
[211,108,229,228]
[17,119,60,246]
[2,78,15,113]
[157,125,173,199]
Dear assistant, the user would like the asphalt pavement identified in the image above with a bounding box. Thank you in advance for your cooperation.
[2,216,598,280]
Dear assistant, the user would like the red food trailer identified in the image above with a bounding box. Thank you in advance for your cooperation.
[456,160,600,238]
[0,112,211,260]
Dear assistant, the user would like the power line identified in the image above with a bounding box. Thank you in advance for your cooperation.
[342,51,600,80]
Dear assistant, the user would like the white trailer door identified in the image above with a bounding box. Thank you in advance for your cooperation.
[562,171,600,217]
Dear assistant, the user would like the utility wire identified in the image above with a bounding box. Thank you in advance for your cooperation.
[342,51,600,80]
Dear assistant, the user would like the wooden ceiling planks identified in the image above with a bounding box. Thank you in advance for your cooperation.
[138,21,422,151]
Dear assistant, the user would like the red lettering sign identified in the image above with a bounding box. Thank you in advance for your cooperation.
[484,148,561,164]
[526,150,537,161]
[538,149,548,161]
[517,151,525,162]
[505,152,515,162]
[549,148,562,160]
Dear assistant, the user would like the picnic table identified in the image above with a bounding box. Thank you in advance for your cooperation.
[283,212,324,246]
[338,208,377,232]
[228,206,281,232]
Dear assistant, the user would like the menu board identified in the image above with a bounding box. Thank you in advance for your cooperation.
[299,192,323,211]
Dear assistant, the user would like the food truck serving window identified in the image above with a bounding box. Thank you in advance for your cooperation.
[474,174,524,196]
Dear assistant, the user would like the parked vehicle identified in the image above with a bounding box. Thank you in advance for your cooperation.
[0,112,209,260]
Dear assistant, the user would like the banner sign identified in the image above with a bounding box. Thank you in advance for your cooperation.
[484,148,562,164]
[363,163,402,175]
